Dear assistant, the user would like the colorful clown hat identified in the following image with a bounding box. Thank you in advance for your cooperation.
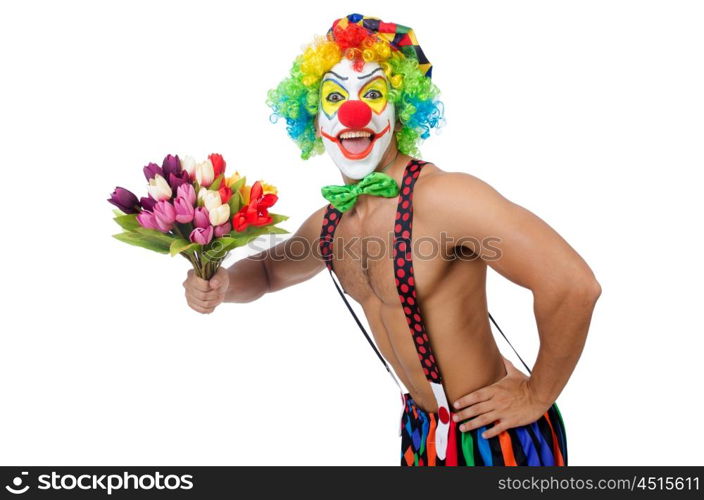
[327,13,433,79]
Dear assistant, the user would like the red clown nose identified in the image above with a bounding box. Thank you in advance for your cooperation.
[338,100,372,129]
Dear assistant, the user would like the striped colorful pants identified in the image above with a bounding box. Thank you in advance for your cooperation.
[400,393,568,466]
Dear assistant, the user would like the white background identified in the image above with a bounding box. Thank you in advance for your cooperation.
[1,0,702,465]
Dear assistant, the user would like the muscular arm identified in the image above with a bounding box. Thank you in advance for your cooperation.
[183,206,327,313]
[223,206,328,303]
[415,171,601,406]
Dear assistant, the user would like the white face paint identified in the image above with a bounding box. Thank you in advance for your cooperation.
[318,59,395,180]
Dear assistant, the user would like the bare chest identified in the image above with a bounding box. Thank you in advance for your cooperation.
[329,200,445,305]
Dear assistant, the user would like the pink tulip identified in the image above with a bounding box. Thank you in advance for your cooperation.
[136,211,158,230]
[174,197,195,223]
[176,183,196,206]
[214,222,232,238]
[193,206,210,229]
[153,200,176,232]
[154,218,171,232]
[189,225,214,245]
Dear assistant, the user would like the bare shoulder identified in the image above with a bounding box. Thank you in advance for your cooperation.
[293,204,330,242]
[266,204,329,266]
[413,163,509,211]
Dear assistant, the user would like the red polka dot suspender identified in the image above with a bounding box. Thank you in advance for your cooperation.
[392,161,452,456]
[319,206,342,272]
[392,160,443,383]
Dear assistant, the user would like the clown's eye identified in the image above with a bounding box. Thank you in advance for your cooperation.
[326,92,345,103]
[364,89,383,100]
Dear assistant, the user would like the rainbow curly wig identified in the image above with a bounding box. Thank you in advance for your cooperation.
[266,14,444,160]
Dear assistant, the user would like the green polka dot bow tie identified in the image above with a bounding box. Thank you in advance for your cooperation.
[321,171,400,212]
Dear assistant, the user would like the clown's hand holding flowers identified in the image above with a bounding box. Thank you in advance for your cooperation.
[108,153,288,283]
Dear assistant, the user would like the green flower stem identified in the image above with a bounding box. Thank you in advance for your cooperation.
[172,223,207,279]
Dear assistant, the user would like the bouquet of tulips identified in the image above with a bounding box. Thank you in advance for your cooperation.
[108,153,287,279]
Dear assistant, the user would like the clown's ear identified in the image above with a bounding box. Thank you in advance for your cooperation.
[313,115,320,137]
[394,119,403,132]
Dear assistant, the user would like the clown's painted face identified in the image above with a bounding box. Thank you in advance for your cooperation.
[318,59,395,179]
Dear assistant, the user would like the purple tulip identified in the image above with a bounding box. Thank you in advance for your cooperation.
[193,206,210,229]
[189,226,214,245]
[139,196,156,212]
[176,183,196,206]
[153,200,176,232]
[143,162,163,181]
[168,170,190,191]
[174,197,195,223]
[136,211,158,230]
[107,187,140,214]
[162,154,182,178]
[214,222,232,238]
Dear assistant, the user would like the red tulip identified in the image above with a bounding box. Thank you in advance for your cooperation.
[232,181,277,232]
[218,185,232,204]
[208,153,226,178]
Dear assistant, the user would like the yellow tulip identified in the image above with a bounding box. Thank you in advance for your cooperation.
[240,185,251,205]
[261,182,278,195]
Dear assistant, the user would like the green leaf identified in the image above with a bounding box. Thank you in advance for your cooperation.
[113,232,170,254]
[229,218,289,238]
[256,225,289,237]
[228,192,241,214]
[268,213,289,225]
[209,174,224,190]
[229,176,246,193]
[169,238,197,256]
[215,236,237,248]
[222,233,260,248]
[201,237,236,260]
[113,213,140,231]
[133,226,176,245]
[112,208,126,217]
[225,224,287,246]
[263,225,289,235]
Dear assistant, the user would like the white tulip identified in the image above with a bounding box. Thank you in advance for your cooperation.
[197,187,207,205]
[195,159,215,187]
[147,174,172,201]
[181,155,196,178]
[209,204,230,226]
[199,189,222,211]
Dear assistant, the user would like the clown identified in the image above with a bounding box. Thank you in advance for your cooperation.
[183,14,600,466]
[317,59,396,179]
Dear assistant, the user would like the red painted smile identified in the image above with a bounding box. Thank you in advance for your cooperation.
[320,122,391,160]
